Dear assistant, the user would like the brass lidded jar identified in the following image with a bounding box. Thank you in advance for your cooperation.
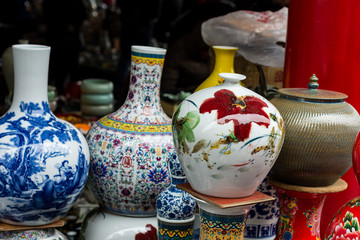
[270,74,360,187]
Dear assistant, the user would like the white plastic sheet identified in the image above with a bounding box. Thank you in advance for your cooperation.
[201,7,288,68]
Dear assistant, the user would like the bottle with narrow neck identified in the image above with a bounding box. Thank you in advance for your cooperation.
[195,46,238,92]
[108,45,170,126]
[0,44,90,226]
[9,44,50,113]
[86,45,176,217]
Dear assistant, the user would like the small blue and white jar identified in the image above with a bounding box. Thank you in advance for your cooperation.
[156,153,196,240]
[0,44,90,226]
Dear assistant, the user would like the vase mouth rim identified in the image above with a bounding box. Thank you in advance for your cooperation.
[157,215,195,223]
[219,73,246,82]
[131,45,166,55]
[12,44,50,51]
[212,45,238,50]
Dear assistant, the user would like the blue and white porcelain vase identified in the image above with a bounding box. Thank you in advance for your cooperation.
[86,45,174,216]
[156,153,196,240]
[244,176,280,240]
[0,44,90,226]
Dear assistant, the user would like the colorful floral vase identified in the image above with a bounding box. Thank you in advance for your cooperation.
[0,228,68,240]
[81,207,158,240]
[0,44,90,226]
[156,152,197,240]
[195,46,239,92]
[324,196,360,240]
[86,45,174,216]
[245,176,280,240]
[172,72,285,198]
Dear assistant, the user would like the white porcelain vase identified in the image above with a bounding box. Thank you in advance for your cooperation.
[0,44,90,225]
[172,73,285,198]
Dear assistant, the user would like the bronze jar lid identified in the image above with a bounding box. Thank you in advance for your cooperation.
[278,74,347,103]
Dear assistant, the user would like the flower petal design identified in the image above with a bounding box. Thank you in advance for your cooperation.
[199,89,270,142]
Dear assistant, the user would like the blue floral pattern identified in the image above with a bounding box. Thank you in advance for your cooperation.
[245,176,280,239]
[156,154,196,221]
[0,101,89,225]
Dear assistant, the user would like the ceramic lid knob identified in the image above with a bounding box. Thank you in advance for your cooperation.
[308,74,319,90]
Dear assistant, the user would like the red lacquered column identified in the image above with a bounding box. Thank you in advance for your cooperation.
[283,0,360,237]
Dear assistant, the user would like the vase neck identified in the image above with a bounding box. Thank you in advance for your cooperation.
[212,46,237,73]
[10,44,50,112]
[171,176,187,186]
[112,47,170,124]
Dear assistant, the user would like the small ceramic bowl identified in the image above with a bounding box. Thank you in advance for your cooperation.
[81,93,114,105]
[81,79,114,94]
[81,103,113,117]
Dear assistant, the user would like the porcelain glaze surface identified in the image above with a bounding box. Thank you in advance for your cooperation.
[86,45,173,216]
[0,44,90,226]
[81,208,158,240]
[172,73,285,198]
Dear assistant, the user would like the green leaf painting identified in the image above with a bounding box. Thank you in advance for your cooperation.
[173,105,200,149]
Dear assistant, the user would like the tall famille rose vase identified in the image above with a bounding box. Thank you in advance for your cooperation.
[172,73,285,198]
[0,44,90,226]
[86,45,174,216]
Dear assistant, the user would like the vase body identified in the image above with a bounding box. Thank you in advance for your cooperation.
[86,45,173,216]
[0,228,68,240]
[194,46,238,92]
[0,44,90,226]
[274,187,325,240]
[81,208,158,240]
[270,75,360,187]
[172,73,285,198]
[324,196,360,240]
[244,176,279,240]
[156,153,196,240]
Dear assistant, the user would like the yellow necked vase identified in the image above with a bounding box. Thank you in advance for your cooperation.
[194,46,238,92]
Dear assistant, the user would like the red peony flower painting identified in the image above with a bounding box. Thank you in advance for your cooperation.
[199,89,270,142]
